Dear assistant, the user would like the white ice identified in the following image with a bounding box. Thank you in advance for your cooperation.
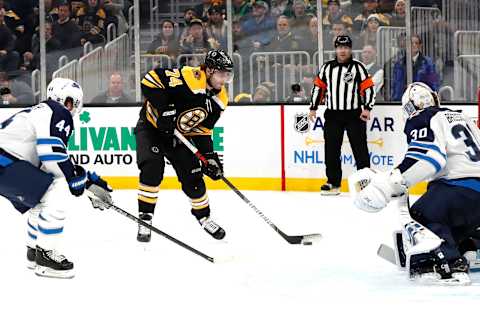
[1,189,479,321]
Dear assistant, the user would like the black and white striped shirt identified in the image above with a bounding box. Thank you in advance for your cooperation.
[310,58,376,111]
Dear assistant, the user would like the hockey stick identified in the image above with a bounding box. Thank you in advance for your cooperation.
[173,129,322,245]
[86,190,215,263]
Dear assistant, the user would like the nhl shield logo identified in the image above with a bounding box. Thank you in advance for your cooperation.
[294,113,309,133]
[343,71,353,83]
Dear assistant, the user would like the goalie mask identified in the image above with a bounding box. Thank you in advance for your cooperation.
[401,82,439,119]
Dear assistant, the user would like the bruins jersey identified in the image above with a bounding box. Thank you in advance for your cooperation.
[140,66,228,136]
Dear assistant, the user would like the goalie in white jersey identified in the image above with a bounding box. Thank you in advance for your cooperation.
[350,82,480,285]
[0,78,112,279]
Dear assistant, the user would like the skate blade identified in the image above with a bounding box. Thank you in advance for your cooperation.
[321,190,340,196]
[35,266,75,279]
[411,272,471,286]
[27,261,36,270]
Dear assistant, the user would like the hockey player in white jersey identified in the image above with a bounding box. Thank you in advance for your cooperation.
[0,78,112,279]
[350,82,480,285]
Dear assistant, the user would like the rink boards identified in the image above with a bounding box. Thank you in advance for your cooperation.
[0,104,477,194]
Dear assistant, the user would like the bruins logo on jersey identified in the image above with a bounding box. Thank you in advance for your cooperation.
[177,108,207,132]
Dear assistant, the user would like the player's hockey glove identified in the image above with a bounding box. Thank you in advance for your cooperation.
[86,171,113,210]
[68,165,88,197]
[202,152,223,180]
[157,109,177,136]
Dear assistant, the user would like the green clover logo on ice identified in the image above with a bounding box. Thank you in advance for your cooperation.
[79,111,91,124]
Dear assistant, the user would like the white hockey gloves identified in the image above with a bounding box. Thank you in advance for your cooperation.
[349,168,407,213]
[86,171,113,210]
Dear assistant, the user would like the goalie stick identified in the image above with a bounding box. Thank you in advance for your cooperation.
[86,189,216,263]
[174,129,322,245]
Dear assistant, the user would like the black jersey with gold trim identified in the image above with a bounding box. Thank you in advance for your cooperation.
[140,66,228,137]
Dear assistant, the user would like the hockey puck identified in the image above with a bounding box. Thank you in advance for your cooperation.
[302,241,313,246]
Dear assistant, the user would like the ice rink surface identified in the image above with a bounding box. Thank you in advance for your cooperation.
[1,189,479,321]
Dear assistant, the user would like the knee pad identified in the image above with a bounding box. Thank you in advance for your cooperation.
[138,161,164,187]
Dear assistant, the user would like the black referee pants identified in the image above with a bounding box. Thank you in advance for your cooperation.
[323,109,370,187]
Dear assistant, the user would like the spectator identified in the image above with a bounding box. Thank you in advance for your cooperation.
[265,16,300,52]
[0,71,34,104]
[353,0,389,32]
[147,19,179,60]
[194,0,213,22]
[270,0,290,17]
[322,0,353,33]
[234,92,253,103]
[104,0,129,34]
[76,0,107,45]
[361,45,384,97]
[389,0,406,27]
[289,0,311,37]
[178,7,197,42]
[21,21,61,71]
[0,0,31,55]
[206,6,227,50]
[180,18,214,63]
[242,1,275,50]
[359,14,382,48]
[233,0,251,22]
[0,7,20,72]
[233,19,250,55]
[324,21,348,50]
[287,83,308,102]
[44,0,59,23]
[300,15,319,57]
[391,35,440,100]
[377,0,395,14]
[91,72,133,103]
[53,1,82,49]
[253,81,275,102]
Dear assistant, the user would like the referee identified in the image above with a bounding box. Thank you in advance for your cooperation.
[309,35,376,195]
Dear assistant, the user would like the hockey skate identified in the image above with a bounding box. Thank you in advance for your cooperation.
[199,217,225,240]
[320,183,340,196]
[409,254,471,286]
[137,213,153,242]
[35,246,74,279]
[26,246,36,269]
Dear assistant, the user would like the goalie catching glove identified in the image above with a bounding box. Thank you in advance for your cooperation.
[202,152,223,180]
[348,168,407,213]
[86,171,113,210]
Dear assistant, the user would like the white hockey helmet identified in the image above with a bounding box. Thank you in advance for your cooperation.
[401,82,439,119]
[47,78,84,116]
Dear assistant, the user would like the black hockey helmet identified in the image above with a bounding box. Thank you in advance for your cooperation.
[204,49,234,73]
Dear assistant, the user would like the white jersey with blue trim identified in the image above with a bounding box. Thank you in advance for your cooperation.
[397,107,480,187]
[0,100,76,181]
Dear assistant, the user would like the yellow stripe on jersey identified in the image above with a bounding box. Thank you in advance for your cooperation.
[191,193,209,210]
[217,86,229,109]
[181,66,207,94]
[141,78,158,89]
[139,183,160,193]
[146,111,157,128]
[138,195,158,204]
[191,193,208,203]
[183,126,212,136]
[148,70,165,88]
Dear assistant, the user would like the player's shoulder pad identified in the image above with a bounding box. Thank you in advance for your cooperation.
[181,66,206,94]
[404,108,447,142]
[142,68,166,89]
[43,99,74,127]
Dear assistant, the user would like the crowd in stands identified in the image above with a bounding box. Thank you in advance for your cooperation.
[0,0,464,104]
[0,0,131,104]
[147,0,448,103]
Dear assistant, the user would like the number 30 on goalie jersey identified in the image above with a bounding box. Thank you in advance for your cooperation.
[397,107,480,186]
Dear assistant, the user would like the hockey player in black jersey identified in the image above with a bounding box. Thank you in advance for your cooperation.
[135,49,233,242]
